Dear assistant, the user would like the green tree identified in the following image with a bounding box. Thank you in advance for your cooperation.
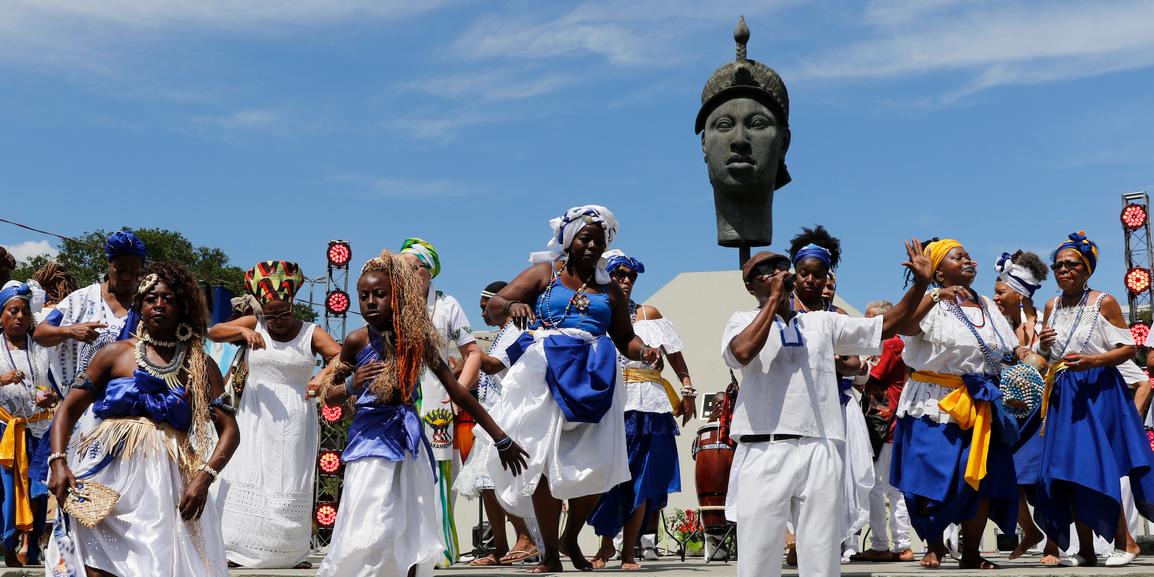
[11,228,318,322]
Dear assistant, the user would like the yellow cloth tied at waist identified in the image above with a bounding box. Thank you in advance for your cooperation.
[0,406,53,532]
[913,370,991,491]
[622,368,682,416]
[1038,360,1068,435]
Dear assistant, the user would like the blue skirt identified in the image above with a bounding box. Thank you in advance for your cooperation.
[1033,366,1154,550]
[0,425,49,556]
[1012,406,1044,487]
[890,415,1018,541]
[588,411,680,537]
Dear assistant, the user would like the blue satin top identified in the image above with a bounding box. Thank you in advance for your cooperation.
[91,370,193,432]
[342,330,425,464]
[534,277,613,336]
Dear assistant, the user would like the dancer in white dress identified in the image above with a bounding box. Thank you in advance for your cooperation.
[316,251,526,577]
[45,263,240,577]
[482,205,660,573]
[208,261,341,569]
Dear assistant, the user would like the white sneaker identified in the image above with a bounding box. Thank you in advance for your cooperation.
[1105,550,1137,567]
[643,547,659,561]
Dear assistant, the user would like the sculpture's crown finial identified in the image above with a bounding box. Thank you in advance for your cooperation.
[735,16,750,61]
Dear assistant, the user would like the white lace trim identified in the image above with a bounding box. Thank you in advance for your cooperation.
[894,376,957,425]
[633,318,683,353]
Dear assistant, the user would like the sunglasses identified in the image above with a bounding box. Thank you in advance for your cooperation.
[1050,260,1084,272]
[750,259,791,279]
[610,270,638,281]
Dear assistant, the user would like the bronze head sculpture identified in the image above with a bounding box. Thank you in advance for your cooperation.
[697,16,791,252]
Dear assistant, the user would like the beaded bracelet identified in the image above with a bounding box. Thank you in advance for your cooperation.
[47,452,67,466]
[198,463,220,482]
[494,436,514,452]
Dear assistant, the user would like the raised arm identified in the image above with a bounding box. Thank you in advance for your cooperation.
[206,315,265,349]
[727,271,788,366]
[487,263,551,330]
[885,239,933,338]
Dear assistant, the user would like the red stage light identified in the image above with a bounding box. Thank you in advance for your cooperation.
[319,450,342,474]
[327,241,352,268]
[325,290,350,315]
[1130,322,1150,348]
[1121,204,1148,231]
[315,502,338,528]
[322,403,343,423]
[1125,267,1152,294]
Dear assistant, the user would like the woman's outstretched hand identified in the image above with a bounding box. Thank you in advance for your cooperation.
[902,238,933,285]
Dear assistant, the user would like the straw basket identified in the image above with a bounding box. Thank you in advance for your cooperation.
[63,481,120,528]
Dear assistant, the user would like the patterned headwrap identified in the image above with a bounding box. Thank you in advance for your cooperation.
[529,205,619,284]
[924,239,964,272]
[792,243,833,269]
[104,231,147,262]
[1054,230,1098,276]
[399,238,441,279]
[244,261,304,305]
[603,249,645,275]
[994,252,1042,299]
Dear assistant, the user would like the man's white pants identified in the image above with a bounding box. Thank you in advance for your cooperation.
[734,437,843,577]
[866,442,911,552]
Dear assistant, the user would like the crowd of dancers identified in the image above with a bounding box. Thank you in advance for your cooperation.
[0,205,1152,577]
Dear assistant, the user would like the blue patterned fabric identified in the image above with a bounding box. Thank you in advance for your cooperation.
[588,411,680,537]
[1032,366,1154,550]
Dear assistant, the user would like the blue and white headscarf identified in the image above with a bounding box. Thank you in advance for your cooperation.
[104,230,147,262]
[791,243,832,269]
[603,249,644,275]
[994,252,1042,299]
[0,281,44,316]
[529,205,618,284]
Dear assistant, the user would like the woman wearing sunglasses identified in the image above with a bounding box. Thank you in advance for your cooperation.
[1033,231,1154,567]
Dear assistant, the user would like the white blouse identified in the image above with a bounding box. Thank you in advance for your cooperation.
[897,295,1016,424]
[1044,293,1133,359]
[622,318,685,414]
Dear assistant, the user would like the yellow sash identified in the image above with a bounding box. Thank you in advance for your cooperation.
[912,370,990,491]
[0,407,53,532]
[1037,360,1068,435]
[622,368,682,417]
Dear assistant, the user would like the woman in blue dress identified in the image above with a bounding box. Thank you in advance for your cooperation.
[482,205,661,573]
[1034,231,1154,567]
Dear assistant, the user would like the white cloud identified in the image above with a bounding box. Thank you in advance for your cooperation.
[2,240,59,264]
[799,0,1154,98]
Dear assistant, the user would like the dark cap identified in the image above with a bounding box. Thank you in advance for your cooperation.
[695,17,791,190]
[742,250,790,282]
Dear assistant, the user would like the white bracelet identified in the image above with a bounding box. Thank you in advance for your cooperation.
[198,464,220,482]
[47,452,67,466]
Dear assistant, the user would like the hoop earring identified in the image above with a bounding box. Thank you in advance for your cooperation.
[1082,281,1090,292]
[175,323,194,342]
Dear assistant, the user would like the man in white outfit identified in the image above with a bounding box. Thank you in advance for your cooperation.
[722,247,930,577]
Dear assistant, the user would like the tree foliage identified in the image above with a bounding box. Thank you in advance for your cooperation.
[11,227,318,322]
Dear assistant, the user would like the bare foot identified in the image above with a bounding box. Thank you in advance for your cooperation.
[1039,554,1059,566]
[528,559,565,573]
[589,544,615,569]
[562,536,592,572]
[920,551,941,569]
[622,561,642,570]
[959,555,1000,569]
[1008,532,1042,560]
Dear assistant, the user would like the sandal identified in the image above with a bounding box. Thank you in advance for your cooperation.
[501,547,540,564]
[469,554,501,566]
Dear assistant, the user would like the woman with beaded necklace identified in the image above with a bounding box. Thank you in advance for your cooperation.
[587,249,696,571]
[888,238,1019,570]
[1033,231,1154,567]
[0,283,55,567]
[482,205,660,574]
[45,262,239,577]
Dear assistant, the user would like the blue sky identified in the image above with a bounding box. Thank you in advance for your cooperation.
[2,0,1153,332]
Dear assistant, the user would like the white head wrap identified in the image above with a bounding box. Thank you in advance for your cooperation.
[994,252,1042,299]
[529,205,618,284]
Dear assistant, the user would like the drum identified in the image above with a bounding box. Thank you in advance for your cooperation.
[693,422,736,534]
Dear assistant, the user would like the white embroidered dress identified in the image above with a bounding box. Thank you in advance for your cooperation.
[215,321,319,568]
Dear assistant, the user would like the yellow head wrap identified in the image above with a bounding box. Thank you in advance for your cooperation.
[924,239,964,272]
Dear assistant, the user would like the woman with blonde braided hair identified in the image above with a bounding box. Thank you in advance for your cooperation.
[44,262,239,576]
[317,251,526,577]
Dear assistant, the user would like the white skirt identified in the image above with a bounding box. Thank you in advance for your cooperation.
[45,421,229,577]
[317,450,443,577]
[214,377,318,568]
[840,399,875,541]
[485,329,629,518]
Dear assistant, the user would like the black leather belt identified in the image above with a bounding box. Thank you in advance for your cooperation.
[740,434,803,443]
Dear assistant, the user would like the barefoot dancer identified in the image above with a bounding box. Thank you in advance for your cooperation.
[316,252,526,577]
[724,241,931,577]
[483,205,660,573]
[889,239,1020,570]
